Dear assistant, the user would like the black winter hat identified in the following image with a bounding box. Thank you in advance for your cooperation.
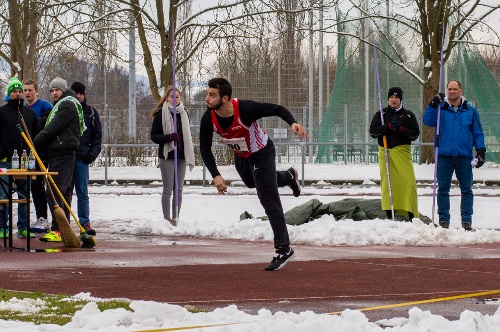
[71,82,85,95]
[388,87,403,100]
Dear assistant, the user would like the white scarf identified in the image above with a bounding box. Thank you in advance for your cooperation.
[161,101,195,171]
[387,101,403,112]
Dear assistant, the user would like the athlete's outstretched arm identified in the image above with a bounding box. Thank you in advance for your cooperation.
[199,110,220,178]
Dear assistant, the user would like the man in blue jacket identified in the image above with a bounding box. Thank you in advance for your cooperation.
[423,79,486,231]
[23,79,53,233]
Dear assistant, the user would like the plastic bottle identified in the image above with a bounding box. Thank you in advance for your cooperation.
[11,150,20,169]
[21,149,28,169]
[28,150,36,171]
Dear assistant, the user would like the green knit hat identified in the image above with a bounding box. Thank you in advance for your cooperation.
[6,77,23,96]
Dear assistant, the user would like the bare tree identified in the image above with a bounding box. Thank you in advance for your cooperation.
[116,0,337,102]
[482,45,500,77]
[0,0,128,83]
[2,0,45,80]
[415,1,495,161]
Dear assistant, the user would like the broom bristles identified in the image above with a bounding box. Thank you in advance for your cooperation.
[54,204,80,248]
[80,233,96,248]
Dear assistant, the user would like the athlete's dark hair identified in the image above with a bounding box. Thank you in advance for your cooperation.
[208,77,232,99]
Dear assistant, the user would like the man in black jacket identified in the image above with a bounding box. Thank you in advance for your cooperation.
[69,82,102,236]
[369,87,420,221]
[34,77,85,243]
[0,77,40,238]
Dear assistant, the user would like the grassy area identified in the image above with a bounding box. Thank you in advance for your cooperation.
[0,289,132,326]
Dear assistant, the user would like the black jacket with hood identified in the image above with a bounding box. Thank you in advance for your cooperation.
[369,106,420,149]
[76,99,102,162]
[0,98,40,161]
[34,89,81,158]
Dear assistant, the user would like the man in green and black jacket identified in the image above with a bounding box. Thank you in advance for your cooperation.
[34,77,85,243]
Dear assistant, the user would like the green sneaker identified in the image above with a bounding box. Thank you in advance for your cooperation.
[0,229,9,239]
[39,231,61,242]
[17,229,36,238]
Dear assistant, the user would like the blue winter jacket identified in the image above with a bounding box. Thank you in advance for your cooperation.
[423,97,485,158]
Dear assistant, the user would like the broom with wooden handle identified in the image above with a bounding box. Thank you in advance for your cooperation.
[16,114,80,248]
[44,175,81,248]
[17,124,95,248]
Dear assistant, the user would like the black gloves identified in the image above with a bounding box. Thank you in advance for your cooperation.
[430,92,445,108]
[387,119,402,131]
[81,154,94,164]
[167,132,180,142]
[475,148,485,168]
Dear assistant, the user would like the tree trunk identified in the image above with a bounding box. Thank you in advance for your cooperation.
[7,0,38,81]
[420,81,437,164]
[418,0,450,164]
[131,0,161,101]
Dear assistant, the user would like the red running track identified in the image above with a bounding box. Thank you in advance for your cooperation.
[1,234,500,322]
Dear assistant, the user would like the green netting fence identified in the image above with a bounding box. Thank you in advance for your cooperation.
[450,43,500,163]
[315,14,500,164]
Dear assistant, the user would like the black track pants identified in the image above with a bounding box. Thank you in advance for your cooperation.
[235,141,290,249]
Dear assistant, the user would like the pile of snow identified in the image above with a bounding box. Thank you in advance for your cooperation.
[0,296,499,331]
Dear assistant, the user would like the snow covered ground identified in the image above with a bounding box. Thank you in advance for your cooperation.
[2,163,500,331]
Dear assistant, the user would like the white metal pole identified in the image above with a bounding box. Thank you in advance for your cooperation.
[364,0,370,163]
[318,0,324,124]
[308,3,314,162]
[278,39,282,163]
[386,0,390,91]
[128,12,137,138]
[326,46,330,104]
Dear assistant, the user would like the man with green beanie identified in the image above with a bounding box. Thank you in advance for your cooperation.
[5,77,23,100]
[34,77,85,243]
[0,77,40,238]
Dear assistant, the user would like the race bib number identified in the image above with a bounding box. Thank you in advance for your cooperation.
[220,137,249,152]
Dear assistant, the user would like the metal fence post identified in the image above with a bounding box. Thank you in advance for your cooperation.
[104,144,109,186]
[301,142,306,187]
[344,105,348,165]
[202,163,207,187]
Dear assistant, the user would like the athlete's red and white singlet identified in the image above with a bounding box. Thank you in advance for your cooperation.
[211,98,268,158]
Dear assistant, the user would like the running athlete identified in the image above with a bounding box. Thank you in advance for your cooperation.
[199,77,308,271]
